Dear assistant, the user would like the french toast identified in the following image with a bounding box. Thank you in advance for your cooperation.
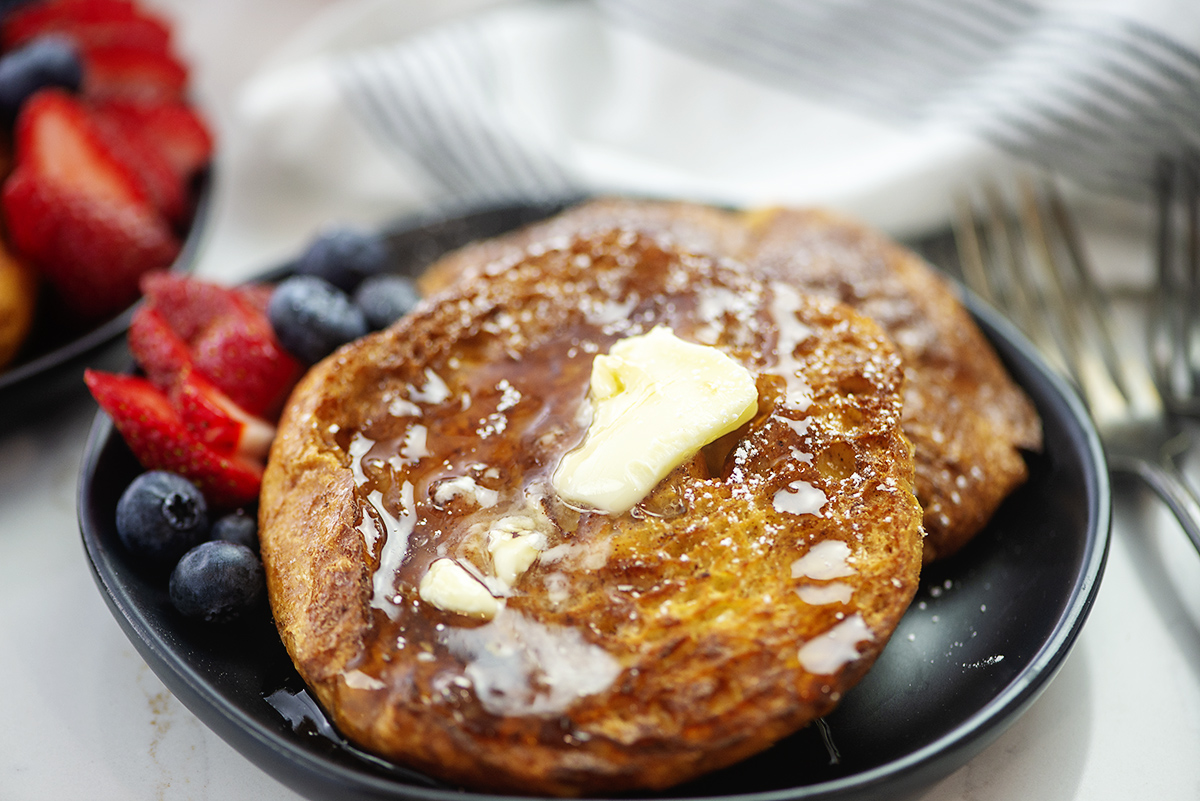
[0,233,36,370]
[421,199,1043,561]
[260,227,924,795]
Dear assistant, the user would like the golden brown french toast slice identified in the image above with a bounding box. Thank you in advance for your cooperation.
[422,198,1041,561]
[260,227,923,795]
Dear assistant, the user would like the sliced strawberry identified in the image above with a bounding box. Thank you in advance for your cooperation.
[81,44,187,102]
[5,14,173,53]
[189,301,303,419]
[2,90,178,320]
[3,0,141,49]
[127,303,190,387]
[236,283,275,316]
[98,99,211,180]
[171,366,275,461]
[93,99,187,223]
[138,273,303,418]
[84,368,262,509]
[140,271,239,339]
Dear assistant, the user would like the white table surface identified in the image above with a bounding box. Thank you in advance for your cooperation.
[4,2,1200,799]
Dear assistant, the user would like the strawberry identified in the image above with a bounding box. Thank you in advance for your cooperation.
[127,303,190,387]
[3,0,141,49]
[84,368,263,509]
[139,273,303,418]
[93,98,187,223]
[81,44,187,101]
[1,89,179,320]
[170,366,275,461]
[189,302,303,419]
[98,99,211,180]
[5,14,173,54]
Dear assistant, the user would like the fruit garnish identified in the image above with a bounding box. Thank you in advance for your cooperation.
[3,4,172,53]
[85,368,264,509]
[267,274,368,365]
[115,469,208,567]
[126,303,189,386]
[80,42,185,100]
[169,540,265,623]
[170,365,275,462]
[1,88,179,320]
[355,273,420,330]
[140,273,304,417]
[96,98,211,181]
[295,226,390,290]
[210,509,258,551]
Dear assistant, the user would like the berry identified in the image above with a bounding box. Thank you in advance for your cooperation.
[1,89,179,320]
[169,540,264,623]
[5,11,172,54]
[209,509,257,551]
[85,369,263,508]
[0,37,83,120]
[80,43,187,101]
[115,469,208,566]
[268,275,368,365]
[127,304,190,388]
[295,227,389,291]
[100,98,211,180]
[138,273,303,418]
[354,273,419,330]
[170,365,275,461]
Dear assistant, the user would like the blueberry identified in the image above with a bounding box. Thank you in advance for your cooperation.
[210,509,258,551]
[354,274,420,330]
[295,227,390,291]
[115,471,209,567]
[268,275,369,364]
[169,541,265,624]
[0,37,83,121]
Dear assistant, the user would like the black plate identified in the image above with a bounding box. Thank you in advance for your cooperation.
[0,172,211,423]
[77,202,1110,801]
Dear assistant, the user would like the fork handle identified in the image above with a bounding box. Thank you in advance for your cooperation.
[1112,455,1200,554]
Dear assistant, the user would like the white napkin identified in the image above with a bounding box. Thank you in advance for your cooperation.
[216,0,1196,283]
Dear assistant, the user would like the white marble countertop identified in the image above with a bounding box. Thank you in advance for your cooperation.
[3,2,1200,799]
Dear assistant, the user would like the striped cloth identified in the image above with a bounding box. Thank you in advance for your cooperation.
[235,0,1200,235]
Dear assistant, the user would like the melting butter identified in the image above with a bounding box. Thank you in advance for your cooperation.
[552,326,758,514]
[419,558,502,619]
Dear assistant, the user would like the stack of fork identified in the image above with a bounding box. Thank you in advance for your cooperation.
[949,164,1200,553]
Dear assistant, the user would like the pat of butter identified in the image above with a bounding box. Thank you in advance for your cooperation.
[418,558,501,619]
[552,326,758,514]
[488,524,546,587]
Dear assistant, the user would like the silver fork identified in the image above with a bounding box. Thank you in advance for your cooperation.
[953,173,1200,555]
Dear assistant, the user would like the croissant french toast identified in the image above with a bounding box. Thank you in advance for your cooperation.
[260,226,924,795]
[421,199,1042,561]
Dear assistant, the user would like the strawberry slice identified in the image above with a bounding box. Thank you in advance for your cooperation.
[98,99,211,180]
[139,273,303,418]
[5,13,173,53]
[140,270,238,339]
[171,366,276,461]
[127,303,190,387]
[93,99,187,223]
[3,0,141,49]
[81,44,187,101]
[1,89,178,320]
[84,368,262,509]
[189,303,303,419]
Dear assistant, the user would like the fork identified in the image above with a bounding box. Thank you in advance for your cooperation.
[952,172,1200,555]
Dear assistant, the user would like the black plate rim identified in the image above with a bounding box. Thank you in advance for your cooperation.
[76,202,1112,801]
[0,168,213,394]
